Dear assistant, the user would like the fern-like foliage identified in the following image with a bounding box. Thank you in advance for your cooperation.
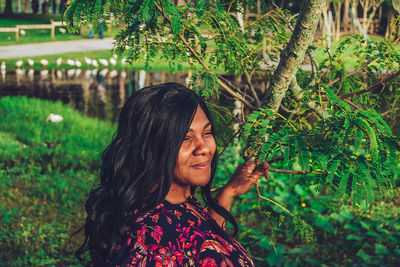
[65,0,291,99]
[244,85,400,206]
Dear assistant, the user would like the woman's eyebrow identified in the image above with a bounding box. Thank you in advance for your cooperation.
[203,121,212,129]
[187,121,211,132]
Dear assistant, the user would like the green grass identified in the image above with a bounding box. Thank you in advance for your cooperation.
[0,96,117,265]
[0,96,116,171]
[0,14,121,46]
[0,14,62,26]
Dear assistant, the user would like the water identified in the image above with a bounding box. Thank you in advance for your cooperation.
[0,68,398,136]
[0,69,191,122]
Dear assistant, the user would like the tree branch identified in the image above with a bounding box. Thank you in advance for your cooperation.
[289,75,327,118]
[382,107,400,117]
[244,0,326,161]
[269,168,317,175]
[261,0,326,111]
[153,1,256,109]
[327,55,380,87]
[242,65,261,107]
[339,69,400,99]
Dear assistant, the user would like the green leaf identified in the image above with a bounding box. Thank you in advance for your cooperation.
[346,234,364,241]
[295,135,310,171]
[294,184,306,196]
[356,249,371,262]
[375,244,388,255]
[337,167,351,196]
[325,159,341,185]
[314,215,335,233]
[338,209,354,220]
[360,221,371,230]
[330,212,345,223]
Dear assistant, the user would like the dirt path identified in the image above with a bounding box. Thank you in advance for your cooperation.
[0,38,114,59]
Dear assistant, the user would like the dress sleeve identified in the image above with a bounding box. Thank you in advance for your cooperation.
[197,239,235,267]
[198,248,226,266]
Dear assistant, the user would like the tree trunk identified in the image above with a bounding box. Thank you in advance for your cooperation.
[59,0,68,14]
[4,0,13,14]
[385,9,394,38]
[244,0,327,160]
[343,0,350,31]
[52,0,57,14]
[24,0,30,13]
[32,0,39,13]
[333,2,343,41]
[262,0,326,110]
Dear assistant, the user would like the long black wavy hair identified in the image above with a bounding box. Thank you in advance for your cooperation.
[75,83,238,266]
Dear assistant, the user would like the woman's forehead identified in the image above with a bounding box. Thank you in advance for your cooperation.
[187,107,211,131]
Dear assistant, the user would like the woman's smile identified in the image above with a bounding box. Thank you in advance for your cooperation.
[169,106,216,200]
[191,160,211,170]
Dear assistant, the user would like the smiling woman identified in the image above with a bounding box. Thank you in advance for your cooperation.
[75,83,269,266]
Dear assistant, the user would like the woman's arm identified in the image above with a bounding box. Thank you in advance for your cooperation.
[208,161,269,228]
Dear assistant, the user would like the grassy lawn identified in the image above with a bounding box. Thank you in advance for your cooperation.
[0,14,121,46]
[0,13,62,26]
[0,96,116,265]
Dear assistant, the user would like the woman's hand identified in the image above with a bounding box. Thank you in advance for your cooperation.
[210,161,269,228]
[223,161,269,198]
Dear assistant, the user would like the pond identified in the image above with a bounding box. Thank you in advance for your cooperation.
[0,68,398,136]
[0,69,192,122]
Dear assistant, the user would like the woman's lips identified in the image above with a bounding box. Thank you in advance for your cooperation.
[191,161,210,170]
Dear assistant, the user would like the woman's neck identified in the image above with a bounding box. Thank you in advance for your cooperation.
[165,184,191,204]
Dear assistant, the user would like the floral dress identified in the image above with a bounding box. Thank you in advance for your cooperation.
[111,195,254,267]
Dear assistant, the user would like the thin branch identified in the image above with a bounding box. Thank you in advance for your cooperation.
[288,75,327,118]
[242,65,261,107]
[339,69,400,99]
[269,168,317,175]
[217,75,248,97]
[206,101,242,124]
[342,99,361,110]
[280,103,296,114]
[327,55,380,87]
[382,107,400,117]
[217,124,245,158]
[306,49,319,80]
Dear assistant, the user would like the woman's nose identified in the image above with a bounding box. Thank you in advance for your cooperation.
[193,137,210,155]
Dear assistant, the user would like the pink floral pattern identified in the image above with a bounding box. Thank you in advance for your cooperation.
[112,196,254,266]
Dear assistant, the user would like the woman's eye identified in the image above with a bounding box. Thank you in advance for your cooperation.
[204,131,213,136]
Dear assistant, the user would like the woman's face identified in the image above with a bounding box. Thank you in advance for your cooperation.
[173,106,216,190]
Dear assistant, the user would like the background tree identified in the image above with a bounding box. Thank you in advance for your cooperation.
[4,0,13,15]
[66,0,399,232]
[32,0,39,13]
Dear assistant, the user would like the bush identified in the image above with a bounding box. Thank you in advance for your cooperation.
[215,147,400,266]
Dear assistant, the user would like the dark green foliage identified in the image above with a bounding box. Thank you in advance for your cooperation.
[215,147,400,266]
[244,95,400,206]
